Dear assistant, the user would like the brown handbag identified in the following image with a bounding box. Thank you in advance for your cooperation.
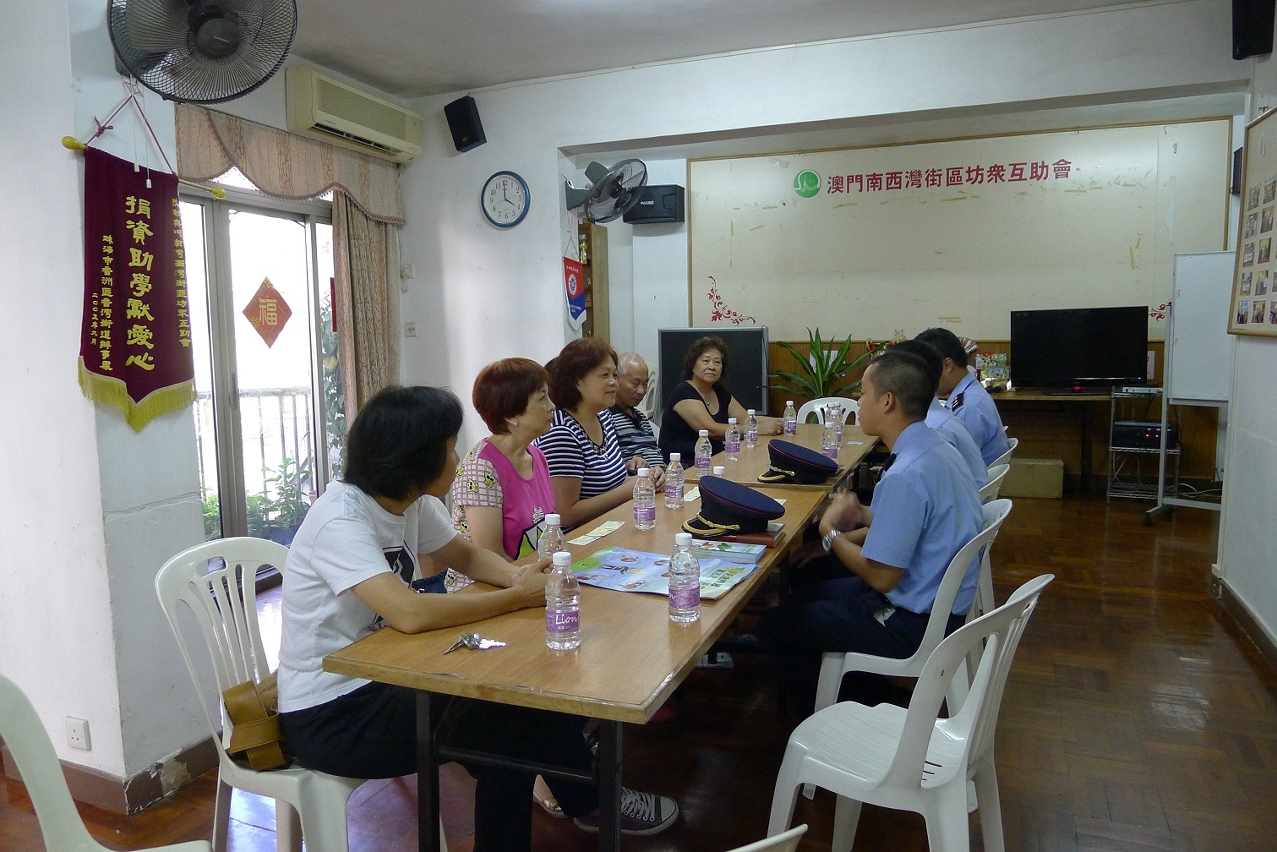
[222,671,288,771]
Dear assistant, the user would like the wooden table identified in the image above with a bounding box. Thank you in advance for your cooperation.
[686,422,879,491]
[324,487,827,852]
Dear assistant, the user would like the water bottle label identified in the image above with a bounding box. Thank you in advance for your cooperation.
[665,483,682,499]
[823,445,839,460]
[725,439,740,454]
[784,421,797,435]
[745,429,758,443]
[547,609,579,633]
[669,587,700,609]
[634,505,655,524]
[695,456,711,470]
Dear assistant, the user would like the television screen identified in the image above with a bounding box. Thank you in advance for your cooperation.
[1009,306,1148,389]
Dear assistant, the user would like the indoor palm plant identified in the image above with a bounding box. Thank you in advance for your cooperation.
[770,327,878,400]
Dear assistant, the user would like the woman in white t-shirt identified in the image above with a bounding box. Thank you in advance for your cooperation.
[276,385,678,851]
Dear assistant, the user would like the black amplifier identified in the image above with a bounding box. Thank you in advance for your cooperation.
[1112,420,1179,450]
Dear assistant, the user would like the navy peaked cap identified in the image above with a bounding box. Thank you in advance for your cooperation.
[683,476,784,537]
[758,439,838,485]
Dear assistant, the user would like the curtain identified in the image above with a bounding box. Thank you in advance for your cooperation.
[333,194,400,417]
[175,104,404,224]
[175,104,404,420]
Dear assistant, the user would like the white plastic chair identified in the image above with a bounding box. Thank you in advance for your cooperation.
[0,673,212,852]
[797,396,858,426]
[155,539,447,852]
[768,574,1054,852]
[725,823,808,851]
[980,463,1011,503]
[987,436,1019,469]
[812,499,1013,714]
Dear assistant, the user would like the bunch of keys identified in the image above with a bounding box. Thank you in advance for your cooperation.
[444,632,507,654]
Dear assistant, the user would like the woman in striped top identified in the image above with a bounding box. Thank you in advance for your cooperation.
[536,338,647,529]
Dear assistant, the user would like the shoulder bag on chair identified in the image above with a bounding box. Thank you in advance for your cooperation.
[222,671,288,771]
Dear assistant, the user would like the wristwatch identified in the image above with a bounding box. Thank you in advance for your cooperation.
[821,529,842,552]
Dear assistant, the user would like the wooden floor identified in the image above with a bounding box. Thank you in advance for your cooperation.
[6,494,1277,851]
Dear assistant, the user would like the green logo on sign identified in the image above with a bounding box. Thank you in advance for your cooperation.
[793,170,821,198]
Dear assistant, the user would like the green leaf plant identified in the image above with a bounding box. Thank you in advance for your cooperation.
[769,328,877,401]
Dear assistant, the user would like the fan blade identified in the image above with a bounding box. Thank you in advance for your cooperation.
[611,159,648,192]
[583,161,611,184]
[122,0,188,53]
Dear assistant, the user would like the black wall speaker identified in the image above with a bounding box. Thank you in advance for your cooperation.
[444,96,486,152]
[623,185,686,224]
[1233,147,1244,195]
[1233,0,1275,60]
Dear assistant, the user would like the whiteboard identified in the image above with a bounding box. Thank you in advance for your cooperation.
[1168,252,1235,403]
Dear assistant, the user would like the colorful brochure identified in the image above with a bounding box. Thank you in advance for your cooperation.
[571,546,758,600]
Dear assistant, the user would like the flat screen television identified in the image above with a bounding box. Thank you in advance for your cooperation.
[1009,306,1148,389]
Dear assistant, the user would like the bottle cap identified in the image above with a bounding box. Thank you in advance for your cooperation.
[546,513,560,525]
[713,466,726,475]
[787,400,794,405]
[699,429,709,437]
[638,468,650,477]
[670,452,681,461]
[552,551,572,566]
[728,417,737,424]
[747,409,755,415]
[675,532,692,547]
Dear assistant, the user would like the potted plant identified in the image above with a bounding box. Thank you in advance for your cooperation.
[261,457,310,545]
[770,328,878,402]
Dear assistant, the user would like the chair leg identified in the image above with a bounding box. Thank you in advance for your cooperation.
[295,795,354,852]
[813,655,843,713]
[925,782,973,852]
[830,794,863,852]
[973,764,1005,852]
[766,746,805,836]
[275,801,302,852]
[212,777,232,852]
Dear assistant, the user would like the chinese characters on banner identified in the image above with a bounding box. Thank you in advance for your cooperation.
[824,159,1072,194]
[242,278,293,347]
[78,147,195,430]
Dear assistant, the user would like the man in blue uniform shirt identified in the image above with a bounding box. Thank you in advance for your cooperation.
[915,327,1011,466]
[758,349,983,714]
[892,338,988,488]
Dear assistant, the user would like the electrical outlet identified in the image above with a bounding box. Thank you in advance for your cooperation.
[66,717,91,750]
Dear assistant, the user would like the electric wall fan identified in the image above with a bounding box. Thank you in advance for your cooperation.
[108,0,297,104]
[565,159,648,223]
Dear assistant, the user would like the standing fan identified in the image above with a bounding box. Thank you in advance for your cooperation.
[108,0,297,104]
[565,159,648,223]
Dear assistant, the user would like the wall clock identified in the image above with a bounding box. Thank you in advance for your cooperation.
[481,171,530,228]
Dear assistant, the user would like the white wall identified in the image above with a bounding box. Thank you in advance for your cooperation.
[400,0,1242,450]
[1218,35,1277,647]
[1,0,207,785]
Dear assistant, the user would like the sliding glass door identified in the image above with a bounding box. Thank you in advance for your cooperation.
[181,191,342,542]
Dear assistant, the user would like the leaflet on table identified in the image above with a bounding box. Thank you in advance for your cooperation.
[571,546,757,600]
[689,539,766,564]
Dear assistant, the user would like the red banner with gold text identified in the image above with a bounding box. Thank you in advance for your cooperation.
[78,148,194,431]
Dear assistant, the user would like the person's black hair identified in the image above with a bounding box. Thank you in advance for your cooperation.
[888,339,943,398]
[343,385,464,501]
[914,327,968,368]
[682,336,729,381]
[867,349,932,420]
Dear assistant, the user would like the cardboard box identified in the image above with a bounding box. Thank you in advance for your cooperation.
[1001,457,1064,499]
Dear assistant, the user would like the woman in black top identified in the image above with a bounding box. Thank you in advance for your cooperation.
[658,336,783,461]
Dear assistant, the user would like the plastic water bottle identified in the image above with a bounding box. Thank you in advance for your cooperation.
[632,468,656,531]
[783,401,798,436]
[725,417,741,461]
[537,513,565,560]
[829,403,844,444]
[668,532,701,623]
[821,419,839,460]
[744,409,759,449]
[694,429,713,472]
[664,453,685,510]
[546,551,580,650]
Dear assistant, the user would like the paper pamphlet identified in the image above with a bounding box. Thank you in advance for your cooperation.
[571,546,757,600]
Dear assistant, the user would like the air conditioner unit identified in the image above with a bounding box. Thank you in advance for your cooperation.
[286,66,424,163]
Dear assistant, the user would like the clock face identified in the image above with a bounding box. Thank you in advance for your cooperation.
[481,171,530,228]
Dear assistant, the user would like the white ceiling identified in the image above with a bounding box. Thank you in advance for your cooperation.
[294,0,1145,99]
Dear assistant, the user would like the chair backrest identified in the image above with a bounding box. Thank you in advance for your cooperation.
[0,674,102,852]
[907,500,1012,668]
[971,499,1012,622]
[154,538,289,746]
[884,574,1053,791]
[724,824,808,852]
[796,397,858,426]
[980,463,1011,503]
[988,436,1019,469]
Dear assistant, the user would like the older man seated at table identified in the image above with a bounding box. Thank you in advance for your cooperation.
[607,352,666,475]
